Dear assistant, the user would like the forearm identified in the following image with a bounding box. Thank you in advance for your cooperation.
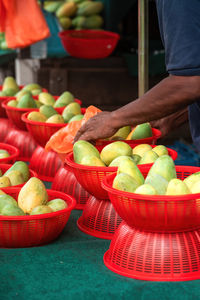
[111,75,200,129]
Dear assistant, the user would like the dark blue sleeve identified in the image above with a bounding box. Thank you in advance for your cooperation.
[156,0,200,76]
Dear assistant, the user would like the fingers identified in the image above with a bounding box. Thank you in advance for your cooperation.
[74,124,87,143]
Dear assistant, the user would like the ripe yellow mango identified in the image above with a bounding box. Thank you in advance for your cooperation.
[113,173,139,193]
[183,172,200,190]
[117,159,144,185]
[134,184,157,195]
[109,155,134,167]
[80,155,106,167]
[39,92,55,106]
[100,141,132,166]
[28,111,47,122]
[132,144,152,157]
[73,140,100,164]
[47,199,68,212]
[145,173,168,195]
[138,150,159,165]
[109,126,131,141]
[153,145,168,156]
[147,155,176,182]
[46,114,64,124]
[30,205,53,215]
[166,179,190,195]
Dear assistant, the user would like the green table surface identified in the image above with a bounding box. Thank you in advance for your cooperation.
[1,208,200,300]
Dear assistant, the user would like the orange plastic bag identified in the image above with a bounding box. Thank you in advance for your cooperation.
[45,106,102,161]
[0,0,50,48]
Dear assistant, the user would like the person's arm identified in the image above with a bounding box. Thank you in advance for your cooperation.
[74,75,200,142]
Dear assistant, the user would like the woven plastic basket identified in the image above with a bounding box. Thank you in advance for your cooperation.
[0,118,16,142]
[0,143,19,164]
[0,187,76,248]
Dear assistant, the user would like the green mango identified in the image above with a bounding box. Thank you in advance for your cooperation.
[0,150,10,159]
[62,112,75,123]
[46,114,64,124]
[134,184,157,195]
[73,140,100,164]
[54,91,75,108]
[0,176,11,187]
[6,170,24,186]
[132,144,152,157]
[129,123,152,140]
[166,179,190,195]
[0,190,5,195]
[17,94,37,108]
[62,102,81,115]
[68,114,84,123]
[145,173,169,195]
[3,88,17,96]
[153,145,168,156]
[0,194,17,212]
[27,111,47,122]
[113,173,139,193]
[5,161,30,182]
[109,155,134,167]
[132,154,141,165]
[47,198,68,212]
[39,92,55,106]
[100,141,132,166]
[72,16,86,28]
[0,91,7,96]
[117,159,144,185]
[59,17,72,30]
[147,155,177,182]
[35,100,43,108]
[23,83,41,92]
[1,203,25,216]
[183,172,200,190]
[39,105,58,119]
[15,90,31,101]
[30,205,53,215]
[2,76,19,94]
[84,15,104,29]
[31,89,42,96]
[80,155,106,167]
[138,150,159,165]
[109,126,131,141]
[44,1,64,13]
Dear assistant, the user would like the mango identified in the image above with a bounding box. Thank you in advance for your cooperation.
[30,205,53,215]
[127,123,152,140]
[27,111,47,122]
[117,159,144,185]
[0,176,11,187]
[109,155,134,167]
[0,194,17,212]
[147,155,177,182]
[56,1,77,18]
[54,91,74,108]
[153,145,168,156]
[62,102,81,116]
[2,76,19,94]
[100,141,132,166]
[39,105,58,119]
[17,94,37,108]
[190,180,200,194]
[77,1,103,16]
[23,83,41,92]
[132,154,141,165]
[145,173,169,195]
[59,17,72,30]
[72,16,86,28]
[138,150,159,165]
[109,126,131,141]
[5,161,30,182]
[62,112,75,123]
[1,204,25,216]
[35,100,43,108]
[183,172,200,190]
[68,114,84,123]
[84,15,103,29]
[18,177,48,214]
[132,144,152,157]
[44,1,64,13]
[134,184,157,195]
[7,100,18,107]
[80,155,106,167]
[73,140,100,164]
[39,92,55,106]
[47,198,68,212]
[15,90,31,101]
[6,170,24,186]
[0,149,10,159]
[46,114,65,124]
[3,88,17,97]
[166,179,190,195]
[0,91,7,96]
[113,173,139,193]
[0,190,5,195]
[31,89,42,96]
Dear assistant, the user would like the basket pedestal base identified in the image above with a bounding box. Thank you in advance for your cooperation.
[52,165,90,210]
[77,195,122,239]
[104,221,200,281]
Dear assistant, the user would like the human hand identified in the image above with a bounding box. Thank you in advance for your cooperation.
[74,111,118,142]
[150,117,174,137]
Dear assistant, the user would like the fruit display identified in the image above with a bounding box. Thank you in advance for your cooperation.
[73,140,174,167]
[0,177,68,216]
[43,0,104,30]
[0,149,10,159]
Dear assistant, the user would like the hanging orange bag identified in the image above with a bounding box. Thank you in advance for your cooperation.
[0,0,50,48]
[45,106,101,161]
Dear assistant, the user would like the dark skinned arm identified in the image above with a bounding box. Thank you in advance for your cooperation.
[74,75,200,142]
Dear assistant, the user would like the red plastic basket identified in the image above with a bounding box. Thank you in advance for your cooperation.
[52,164,90,210]
[0,163,37,191]
[29,146,63,182]
[0,187,76,248]
[102,166,200,281]
[0,143,19,164]
[4,129,38,161]
[59,30,120,59]
[0,118,16,142]
[96,128,162,147]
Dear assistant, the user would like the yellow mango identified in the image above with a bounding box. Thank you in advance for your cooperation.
[113,173,139,193]
[117,159,144,185]
[100,141,132,166]
[73,140,100,164]
[166,179,190,195]
[132,144,152,157]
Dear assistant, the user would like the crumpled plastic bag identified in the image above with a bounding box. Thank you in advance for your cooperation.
[0,0,50,48]
[45,106,101,161]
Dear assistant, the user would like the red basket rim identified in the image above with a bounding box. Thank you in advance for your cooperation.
[102,166,200,202]
[0,187,76,220]
[0,143,19,162]
[59,29,120,41]
[2,98,39,113]
[65,145,177,172]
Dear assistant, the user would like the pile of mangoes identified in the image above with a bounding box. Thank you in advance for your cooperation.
[43,0,104,30]
[0,161,30,188]
[0,149,10,159]
[108,123,153,141]
[27,100,83,124]
[0,177,68,216]
[73,140,170,167]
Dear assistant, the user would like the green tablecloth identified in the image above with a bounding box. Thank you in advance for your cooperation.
[1,209,200,300]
